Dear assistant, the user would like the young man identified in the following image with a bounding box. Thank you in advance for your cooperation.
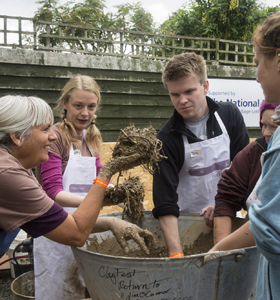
[152,52,249,257]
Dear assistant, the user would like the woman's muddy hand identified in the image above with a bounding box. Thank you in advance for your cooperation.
[110,218,158,255]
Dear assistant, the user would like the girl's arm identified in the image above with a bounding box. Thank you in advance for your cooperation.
[40,152,84,207]
[54,191,84,207]
[209,221,255,252]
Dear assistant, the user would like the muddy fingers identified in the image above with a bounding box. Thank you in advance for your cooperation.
[112,225,158,255]
[113,232,130,254]
[103,153,142,175]
[140,230,159,250]
[123,227,151,255]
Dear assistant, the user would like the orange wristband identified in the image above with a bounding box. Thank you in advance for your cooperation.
[169,252,184,258]
[93,178,108,188]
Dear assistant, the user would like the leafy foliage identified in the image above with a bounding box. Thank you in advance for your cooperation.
[34,0,155,51]
[33,0,280,57]
[114,2,154,32]
[159,0,280,42]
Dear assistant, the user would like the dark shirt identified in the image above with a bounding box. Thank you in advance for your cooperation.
[214,136,267,217]
[21,202,68,238]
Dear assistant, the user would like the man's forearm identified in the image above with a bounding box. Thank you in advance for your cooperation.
[159,215,183,256]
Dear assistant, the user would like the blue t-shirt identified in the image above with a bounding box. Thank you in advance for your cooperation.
[249,127,280,299]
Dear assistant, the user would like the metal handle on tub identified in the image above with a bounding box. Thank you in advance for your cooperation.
[195,249,246,268]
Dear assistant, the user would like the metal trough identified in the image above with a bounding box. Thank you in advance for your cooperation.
[72,212,260,300]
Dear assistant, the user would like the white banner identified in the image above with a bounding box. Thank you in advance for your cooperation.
[207,78,264,127]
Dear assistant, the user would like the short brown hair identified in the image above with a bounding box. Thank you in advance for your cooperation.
[253,12,280,58]
[162,52,207,88]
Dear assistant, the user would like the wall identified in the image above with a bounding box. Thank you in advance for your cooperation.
[0,48,261,141]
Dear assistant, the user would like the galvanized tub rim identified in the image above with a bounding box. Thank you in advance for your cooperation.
[73,211,257,261]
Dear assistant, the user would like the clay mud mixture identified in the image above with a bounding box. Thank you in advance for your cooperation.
[111,124,165,174]
[86,231,214,258]
[105,175,145,224]
[104,124,166,224]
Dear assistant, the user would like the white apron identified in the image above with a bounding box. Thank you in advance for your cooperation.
[177,112,230,213]
[34,138,96,300]
[236,171,262,218]
[246,174,262,210]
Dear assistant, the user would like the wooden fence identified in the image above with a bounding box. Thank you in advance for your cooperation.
[0,47,174,142]
[0,15,255,66]
[0,15,260,141]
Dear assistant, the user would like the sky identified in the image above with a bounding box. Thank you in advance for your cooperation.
[1,0,279,25]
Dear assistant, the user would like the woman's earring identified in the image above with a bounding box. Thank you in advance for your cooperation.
[15,137,22,147]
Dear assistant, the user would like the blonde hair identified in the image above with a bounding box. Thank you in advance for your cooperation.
[253,12,280,58]
[0,95,53,147]
[56,75,102,155]
[162,52,207,88]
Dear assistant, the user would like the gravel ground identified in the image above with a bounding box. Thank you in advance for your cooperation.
[0,261,34,300]
[0,270,14,300]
